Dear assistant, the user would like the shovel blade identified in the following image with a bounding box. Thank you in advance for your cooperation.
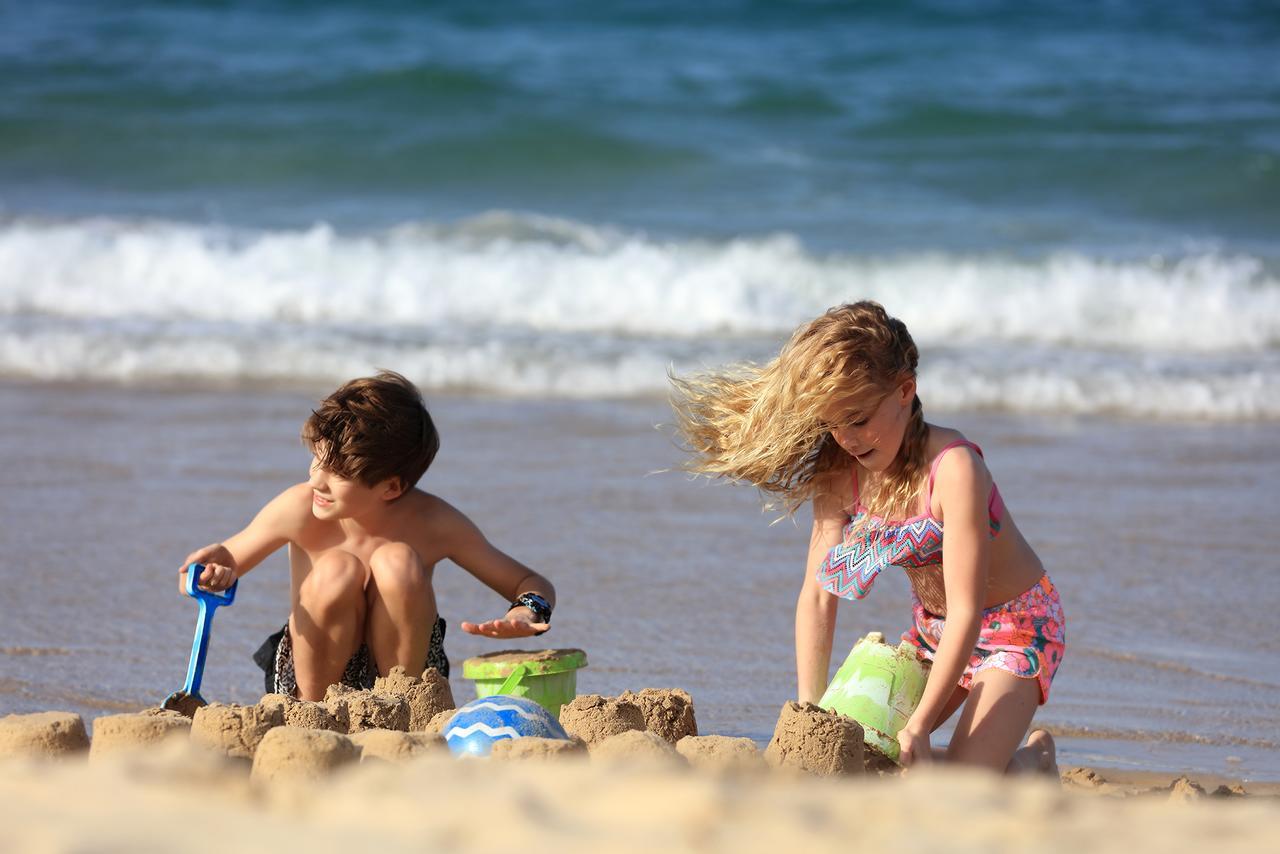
[161,690,206,718]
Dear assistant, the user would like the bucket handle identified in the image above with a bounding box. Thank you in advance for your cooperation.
[496,663,530,696]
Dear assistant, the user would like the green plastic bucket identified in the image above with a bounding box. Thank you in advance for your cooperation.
[818,632,929,763]
[461,648,587,718]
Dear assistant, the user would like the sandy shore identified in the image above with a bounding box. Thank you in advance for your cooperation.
[4,385,1279,779]
[3,683,1278,854]
[4,743,1279,854]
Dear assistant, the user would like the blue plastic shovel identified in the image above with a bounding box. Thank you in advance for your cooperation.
[161,562,237,716]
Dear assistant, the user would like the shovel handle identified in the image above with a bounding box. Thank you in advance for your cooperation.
[496,663,530,696]
[181,563,237,697]
[184,562,238,605]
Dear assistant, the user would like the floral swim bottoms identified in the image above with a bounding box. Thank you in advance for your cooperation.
[903,573,1066,704]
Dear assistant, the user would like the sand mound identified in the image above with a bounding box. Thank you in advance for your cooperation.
[372,666,455,731]
[0,711,88,759]
[490,736,588,762]
[676,735,764,774]
[1169,776,1207,802]
[349,729,444,762]
[618,688,697,743]
[257,694,342,731]
[90,711,190,760]
[764,701,864,777]
[323,684,410,734]
[250,726,359,783]
[558,695,645,745]
[425,708,456,736]
[190,703,284,760]
[590,730,685,767]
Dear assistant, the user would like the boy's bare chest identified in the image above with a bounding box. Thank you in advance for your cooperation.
[291,519,443,570]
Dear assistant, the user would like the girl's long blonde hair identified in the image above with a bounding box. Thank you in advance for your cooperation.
[670,300,929,518]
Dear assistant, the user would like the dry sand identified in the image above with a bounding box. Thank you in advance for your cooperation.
[6,678,1278,852]
[3,741,1279,854]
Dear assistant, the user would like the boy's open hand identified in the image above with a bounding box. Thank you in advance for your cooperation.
[178,544,237,594]
[461,607,549,638]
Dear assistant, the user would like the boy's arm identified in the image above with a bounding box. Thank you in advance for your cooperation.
[436,501,556,638]
[177,484,309,593]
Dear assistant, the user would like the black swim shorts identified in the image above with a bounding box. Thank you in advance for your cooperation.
[251,617,449,696]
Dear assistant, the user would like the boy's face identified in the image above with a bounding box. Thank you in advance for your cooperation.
[308,456,401,521]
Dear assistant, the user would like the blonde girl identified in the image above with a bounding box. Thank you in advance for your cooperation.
[671,301,1065,772]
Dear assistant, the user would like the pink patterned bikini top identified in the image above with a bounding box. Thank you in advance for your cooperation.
[816,440,1004,601]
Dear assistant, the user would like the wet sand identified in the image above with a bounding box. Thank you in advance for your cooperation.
[0,381,1278,779]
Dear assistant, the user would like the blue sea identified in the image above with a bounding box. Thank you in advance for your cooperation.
[2,1,1279,780]
[1,0,1278,416]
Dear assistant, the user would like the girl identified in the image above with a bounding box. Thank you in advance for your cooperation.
[670,301,1064,773]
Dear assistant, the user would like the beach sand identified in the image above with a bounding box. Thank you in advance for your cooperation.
[4,383,1278,780]
[2,732,1278,853]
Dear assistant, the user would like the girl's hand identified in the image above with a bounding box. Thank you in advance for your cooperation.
[461,606,549,638]
[896,723,932,768]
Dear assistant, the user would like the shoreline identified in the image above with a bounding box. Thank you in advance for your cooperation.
[2,382,1278,781]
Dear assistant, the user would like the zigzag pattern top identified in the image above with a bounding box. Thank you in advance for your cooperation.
[816,440,1004,601]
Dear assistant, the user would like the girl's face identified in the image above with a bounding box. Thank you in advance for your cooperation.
[820,378,916,473]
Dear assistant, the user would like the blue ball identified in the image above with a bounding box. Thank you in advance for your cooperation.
[444,694,570,757]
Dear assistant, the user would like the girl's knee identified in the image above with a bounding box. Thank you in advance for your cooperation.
[369,542,429,598]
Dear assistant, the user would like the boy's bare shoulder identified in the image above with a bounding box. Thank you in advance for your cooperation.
[400,489,475,533]
[263,483,319,530]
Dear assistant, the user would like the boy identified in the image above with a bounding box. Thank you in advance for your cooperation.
[178,371,556,701]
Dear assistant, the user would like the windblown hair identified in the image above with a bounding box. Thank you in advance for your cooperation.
[302,370,440,491]
[670,301,929,518]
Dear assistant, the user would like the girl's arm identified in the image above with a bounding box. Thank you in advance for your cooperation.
[796,481,849,703]
[897,448,992,763]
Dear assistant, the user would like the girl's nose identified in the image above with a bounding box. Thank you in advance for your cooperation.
[833,425,858,446]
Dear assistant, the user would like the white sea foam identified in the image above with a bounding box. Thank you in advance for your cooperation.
[1,214,1277,419]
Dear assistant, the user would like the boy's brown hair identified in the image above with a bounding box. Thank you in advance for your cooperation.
[302,371,440,491]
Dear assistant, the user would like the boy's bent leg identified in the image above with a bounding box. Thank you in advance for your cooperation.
[365,542,437,678]
[291,549,368,701]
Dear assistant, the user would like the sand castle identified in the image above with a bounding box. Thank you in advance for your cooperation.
[3,687,1276,854]
[4,647,1274,854]
[0,672,895,781]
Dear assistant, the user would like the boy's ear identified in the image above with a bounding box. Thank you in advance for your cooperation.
[379,476,406,502]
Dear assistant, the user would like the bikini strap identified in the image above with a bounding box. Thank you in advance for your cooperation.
[925,439,984,502]
[849,465,861,509]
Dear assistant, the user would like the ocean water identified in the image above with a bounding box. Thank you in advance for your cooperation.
[1,1,1279,777]
[1,0,1278,418]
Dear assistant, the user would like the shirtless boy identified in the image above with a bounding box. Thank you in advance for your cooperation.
[177,371,556,701]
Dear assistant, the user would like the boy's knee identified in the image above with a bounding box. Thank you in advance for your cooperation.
[369,542,428,597]
[301,550,366,605]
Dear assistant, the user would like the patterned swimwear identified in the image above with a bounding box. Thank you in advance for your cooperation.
[904,574,1066,704]
[252,617,449,696]
[815,439,1066,704]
